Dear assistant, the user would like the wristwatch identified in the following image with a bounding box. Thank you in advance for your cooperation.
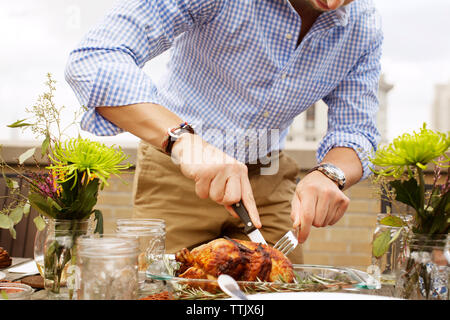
[308,163,346,190]
[161,122,195,155]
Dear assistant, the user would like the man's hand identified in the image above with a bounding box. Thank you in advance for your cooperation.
[172,133,261,229]
[291,170,350,243]
[290,147,363,243]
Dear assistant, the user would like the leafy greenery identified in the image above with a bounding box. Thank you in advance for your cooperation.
[0,73,131,238]
[0,74,133,299]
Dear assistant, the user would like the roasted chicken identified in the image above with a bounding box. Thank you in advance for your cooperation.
[175,237,294,283]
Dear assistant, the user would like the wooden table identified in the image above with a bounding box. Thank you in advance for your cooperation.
[1,257,46,300]
[1,257,34,281]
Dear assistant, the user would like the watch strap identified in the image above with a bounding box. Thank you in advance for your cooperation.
[162,122,195,155]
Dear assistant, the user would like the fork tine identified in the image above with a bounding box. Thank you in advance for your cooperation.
[282,244,296,256]
[274,230,299,255]
[277,242,293,253]
[274,235,290,249]
[279,243,294,255]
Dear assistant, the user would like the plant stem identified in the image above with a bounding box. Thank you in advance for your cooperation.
[417,167,426,230]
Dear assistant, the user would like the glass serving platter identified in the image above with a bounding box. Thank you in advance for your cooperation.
[145,255,379,300]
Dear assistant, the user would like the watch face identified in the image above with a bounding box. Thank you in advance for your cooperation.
[325,164,344,179]
[321,164,346,187]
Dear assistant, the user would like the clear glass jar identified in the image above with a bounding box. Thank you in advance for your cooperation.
[40,218,95,300]
[76,235,140,300]
[395,233,449,300]
[370,214,412,285]
[0,283,33,300]
[116,218,166,297]
[34,217,96,278]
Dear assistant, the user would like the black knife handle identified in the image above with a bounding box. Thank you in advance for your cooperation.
[232,200,256,234]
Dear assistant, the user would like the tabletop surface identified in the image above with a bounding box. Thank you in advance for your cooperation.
[2,257,396,300]
[1,257,46,300]
[1,257,33,281]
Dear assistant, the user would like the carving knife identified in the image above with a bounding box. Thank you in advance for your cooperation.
[231,200,267,245]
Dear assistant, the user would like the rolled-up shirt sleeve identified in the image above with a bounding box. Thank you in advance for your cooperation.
[65,0,219,136]
[318,30,383,181]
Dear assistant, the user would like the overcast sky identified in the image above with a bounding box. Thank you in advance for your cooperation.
[0,0,449,146]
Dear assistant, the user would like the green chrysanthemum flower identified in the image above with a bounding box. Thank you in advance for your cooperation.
[370,123,450,178]
[47,138,131,187]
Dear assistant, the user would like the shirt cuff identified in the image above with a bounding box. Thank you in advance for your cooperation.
[80,62,159,136]
[317,131,379,181]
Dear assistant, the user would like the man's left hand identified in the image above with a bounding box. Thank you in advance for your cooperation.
[290,170,350,243]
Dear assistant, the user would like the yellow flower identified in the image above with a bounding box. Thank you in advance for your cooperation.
[370,123,450,178]
[47,138,131,187]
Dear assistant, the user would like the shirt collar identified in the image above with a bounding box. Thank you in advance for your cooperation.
[285,1,350,29]
[333,5,349,26]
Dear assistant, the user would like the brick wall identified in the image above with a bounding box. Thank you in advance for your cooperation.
[95,172,136,234]
[300,176,380,271]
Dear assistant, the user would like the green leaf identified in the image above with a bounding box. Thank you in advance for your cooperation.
[388,227,404,245]
[93,209,104,234]
[28,192,56,218]
[44,240,58,272]
[389,178,421,212]
[64,177,99,219]
[372,229,392,258]
[18,147,36,164]
[0,214,12,229]
[428,188,442,210]
[1,171,17,190]
[46,196,62,211]
[379,215,406,228]
[33,215,46,231]
[9,226,16,239]
[9,206,24,225]
[2,173,19,190]
[41,133,50,157]
[10,180,19,189]
[7,119,33,128]
[23,202,31,216]
[1,290,8,300]
[428,192,450,234]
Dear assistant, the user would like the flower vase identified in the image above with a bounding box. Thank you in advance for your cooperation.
[370,214,412,285]
[394,233,449,300]
[40,218,94,300]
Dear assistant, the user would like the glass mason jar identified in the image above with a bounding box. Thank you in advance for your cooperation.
[395,233,449,300]
[0,283,33,300]
[39,218,95,300]
[76,235,139,300]
[116,218,166,297]
[370,214,412,285]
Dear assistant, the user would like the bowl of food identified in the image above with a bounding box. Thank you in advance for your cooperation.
[145,237,377,300]
[0,282,34,300]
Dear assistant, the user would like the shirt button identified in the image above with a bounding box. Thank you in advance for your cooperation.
[263,111,270,118]
[285,33,293,40]
[281,73,287,80]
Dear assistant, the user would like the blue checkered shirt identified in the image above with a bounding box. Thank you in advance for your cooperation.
[65,0,383,179]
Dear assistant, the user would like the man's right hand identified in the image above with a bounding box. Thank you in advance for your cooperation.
[95,103,261,227]
[171,133,261,229]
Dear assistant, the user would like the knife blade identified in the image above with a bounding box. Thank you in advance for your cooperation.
[231,200,267,245]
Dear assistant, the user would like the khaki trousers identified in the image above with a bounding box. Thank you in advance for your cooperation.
[131,141,304,264]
